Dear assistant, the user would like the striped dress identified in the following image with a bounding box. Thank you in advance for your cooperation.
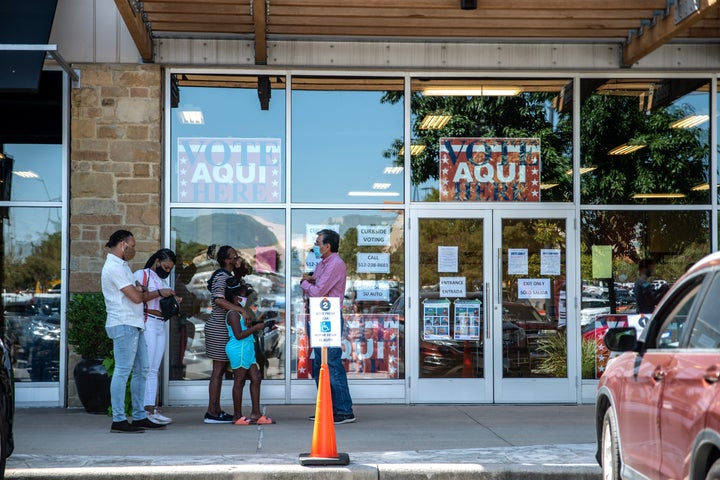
[204,268,232,361]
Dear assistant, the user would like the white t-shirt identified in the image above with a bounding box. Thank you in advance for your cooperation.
[133,267,170,312]
[102,253,144,329]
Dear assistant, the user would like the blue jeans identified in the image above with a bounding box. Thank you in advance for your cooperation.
[106,325,148,422]
[312,346,353,416]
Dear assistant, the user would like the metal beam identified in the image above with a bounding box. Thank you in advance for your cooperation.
[622,0,719,67]
[0,44,79,83]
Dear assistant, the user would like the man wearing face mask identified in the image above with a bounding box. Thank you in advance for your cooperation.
[102,230,170,433]
[300,229,355,424]
[134,249,178,425]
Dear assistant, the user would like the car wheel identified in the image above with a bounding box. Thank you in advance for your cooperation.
[601,408,621,480]
[706,458,720,480]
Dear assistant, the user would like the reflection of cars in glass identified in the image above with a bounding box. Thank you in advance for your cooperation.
[3,293,61,382]
[0,336,14,476]
[596,251,720,480]
[182,293,285,366]
[580,298,610,326]
[417,294,551,378]
[419,321,526,378]
[581,314,629,342]
[581,313,651,342]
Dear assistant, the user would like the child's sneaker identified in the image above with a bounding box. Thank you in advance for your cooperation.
[148,409,172,425]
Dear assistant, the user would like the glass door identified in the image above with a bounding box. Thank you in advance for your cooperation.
[491,211,575,403]
[409,210,493,403]
[409,209,576,403]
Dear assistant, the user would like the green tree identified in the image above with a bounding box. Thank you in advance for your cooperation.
[4,231,61,292]
[381,90,572,201]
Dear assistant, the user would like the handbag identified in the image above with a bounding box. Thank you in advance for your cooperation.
[159,294,180,320]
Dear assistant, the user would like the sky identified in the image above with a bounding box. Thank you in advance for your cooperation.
[172,84,404,205]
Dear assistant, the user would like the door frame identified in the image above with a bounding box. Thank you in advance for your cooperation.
[408,207,578,404]
[491,209,578,403]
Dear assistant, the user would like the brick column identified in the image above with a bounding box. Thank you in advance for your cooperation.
[69,64,163,292]
[67,64,163,407]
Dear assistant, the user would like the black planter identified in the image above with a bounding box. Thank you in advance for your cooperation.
[74,358,110,414]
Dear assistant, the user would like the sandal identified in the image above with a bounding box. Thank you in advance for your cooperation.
[250,415,276,425]
[233,416,251,425]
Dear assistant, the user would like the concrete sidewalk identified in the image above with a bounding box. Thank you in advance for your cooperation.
[6,404,601,479]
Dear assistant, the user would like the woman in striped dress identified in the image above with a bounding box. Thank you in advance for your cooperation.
[203,244,253,424]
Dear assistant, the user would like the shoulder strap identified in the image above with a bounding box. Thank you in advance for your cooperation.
[142,269,149,321]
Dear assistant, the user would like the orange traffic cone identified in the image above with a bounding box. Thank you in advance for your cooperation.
[299,350,350,466]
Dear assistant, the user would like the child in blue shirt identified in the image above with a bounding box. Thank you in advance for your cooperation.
[224,278,275,425]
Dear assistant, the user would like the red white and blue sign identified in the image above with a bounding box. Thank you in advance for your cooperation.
[439,137,541,202]
[177,137,282,203]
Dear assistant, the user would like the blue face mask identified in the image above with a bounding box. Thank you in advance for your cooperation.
[312,245,321,259]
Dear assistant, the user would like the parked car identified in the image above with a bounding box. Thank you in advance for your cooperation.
[580,297,610,326]
[0,336,14,476]
[596,251,720,480]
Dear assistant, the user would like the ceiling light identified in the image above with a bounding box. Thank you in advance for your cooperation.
[566,166,597,175]
[419,115,452,130]
[631,193,686,199]
[608,143,646,155]
[384,166,403,174]
[422,86,521,96]
[348,191,401,197]
[178,107,204,125]
[691,183,710,191]
[670,114,709,129]
[12,170,39,179]
[399,145,426,156]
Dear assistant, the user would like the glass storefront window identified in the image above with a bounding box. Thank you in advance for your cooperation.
[169,75,286,204]
[290,209,405,379]
[580,78,710,205]
[579,209,710,379]
[4,144,62,202]
[1,207,62,382]
[291,76,404,204]
[169,208,286,380]
[408,78,573,202]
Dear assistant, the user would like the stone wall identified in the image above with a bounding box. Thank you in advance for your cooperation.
[69,63,163,293]
[67,64,163,407]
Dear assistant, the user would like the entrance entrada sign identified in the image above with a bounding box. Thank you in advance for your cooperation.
[439,137,541,202]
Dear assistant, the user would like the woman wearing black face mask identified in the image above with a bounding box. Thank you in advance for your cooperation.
[133,248,178,425]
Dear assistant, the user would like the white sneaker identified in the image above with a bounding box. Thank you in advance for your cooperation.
[148,409,172,425]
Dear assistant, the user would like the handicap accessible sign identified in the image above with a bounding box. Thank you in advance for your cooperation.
[309,297,342,348]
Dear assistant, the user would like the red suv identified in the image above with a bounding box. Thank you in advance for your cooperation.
[596,251,720,480]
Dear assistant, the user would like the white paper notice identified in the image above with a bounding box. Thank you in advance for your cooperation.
[439,277,466,297]
[508,248,528,275]
[356,252,391,273]
[540,249,561,276]
[517,278,551,299]
[438,246,458,272]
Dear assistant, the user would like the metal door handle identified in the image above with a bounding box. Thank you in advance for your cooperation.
[485,282,490,339]
[497,248,502,304]
[705,365,720,384]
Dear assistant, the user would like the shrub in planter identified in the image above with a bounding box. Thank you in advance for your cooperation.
[533,329,597,379]
[66,293,112,414]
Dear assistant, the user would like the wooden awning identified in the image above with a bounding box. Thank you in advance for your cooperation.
[114,0,720,67]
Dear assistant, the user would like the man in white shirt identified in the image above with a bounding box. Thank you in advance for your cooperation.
[102,230,170,433]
